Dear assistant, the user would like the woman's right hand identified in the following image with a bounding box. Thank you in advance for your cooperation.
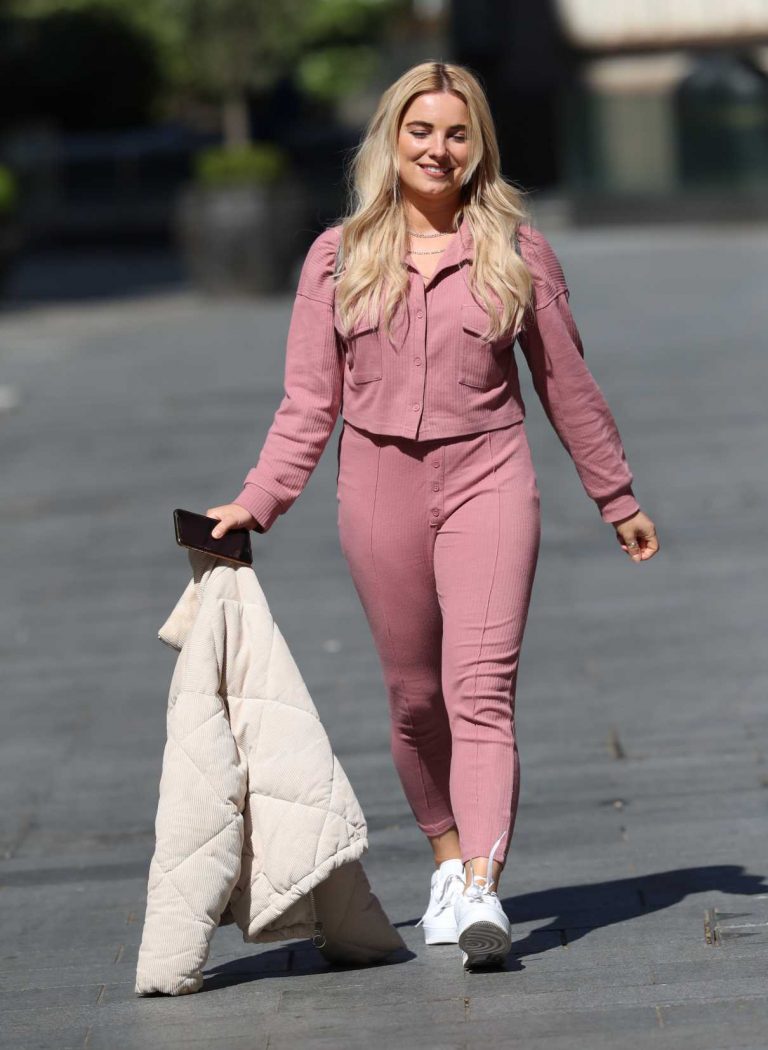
[206,503,258,539]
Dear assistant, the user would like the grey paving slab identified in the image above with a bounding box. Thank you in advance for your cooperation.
[1,225,767,1049]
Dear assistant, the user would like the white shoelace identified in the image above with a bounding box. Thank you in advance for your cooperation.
[415,869,465,926]
[462,829,507,903]
[417,828,508,925]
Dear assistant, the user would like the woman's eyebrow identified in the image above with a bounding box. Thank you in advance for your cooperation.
[405,120,467,130]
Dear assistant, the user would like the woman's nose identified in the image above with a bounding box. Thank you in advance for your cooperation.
[428,141,450,160]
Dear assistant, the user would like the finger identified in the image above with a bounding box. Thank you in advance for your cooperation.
[208,514,227,540]
[635,530,659,559]
[624,539,642,562]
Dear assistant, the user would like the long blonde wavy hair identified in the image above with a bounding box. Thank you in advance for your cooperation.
[333,61,534,345]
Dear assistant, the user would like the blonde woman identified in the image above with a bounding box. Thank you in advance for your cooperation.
[207,61,659,970]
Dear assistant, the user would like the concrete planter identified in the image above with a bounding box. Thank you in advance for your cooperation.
[174,176,308,295]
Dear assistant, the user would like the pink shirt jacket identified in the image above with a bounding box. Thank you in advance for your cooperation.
[232,217,641,532]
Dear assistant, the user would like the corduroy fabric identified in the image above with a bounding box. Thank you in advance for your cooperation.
[336,418,542,868]
[232,217,640,532]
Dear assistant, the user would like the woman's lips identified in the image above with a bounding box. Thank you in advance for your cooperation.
[418,164,453,180]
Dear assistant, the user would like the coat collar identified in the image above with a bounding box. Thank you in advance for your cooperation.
[158,548,236,651]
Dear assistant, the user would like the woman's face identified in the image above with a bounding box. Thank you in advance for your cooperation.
[396,91,471,207]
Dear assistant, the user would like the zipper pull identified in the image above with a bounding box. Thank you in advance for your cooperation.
[308,888,327,948]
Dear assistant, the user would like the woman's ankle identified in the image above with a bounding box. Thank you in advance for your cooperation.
[428,824,461,867]
[465,858,503,891]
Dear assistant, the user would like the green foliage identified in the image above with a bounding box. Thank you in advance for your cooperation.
[19,0,403,95]
[194,143,289,186]
[0,166,18,215]
[297,45,380,103]
[299,0,397,38]
[0,0,407,124]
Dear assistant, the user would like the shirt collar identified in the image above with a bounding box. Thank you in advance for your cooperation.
[403,212,473,284]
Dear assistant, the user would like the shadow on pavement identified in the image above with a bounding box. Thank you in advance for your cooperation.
[202,863,767,985]
[508,865,767,957]
[202,944,416,990]
[396,865,768,963]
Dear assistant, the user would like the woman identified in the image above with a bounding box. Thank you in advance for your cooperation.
[206,61,659,970]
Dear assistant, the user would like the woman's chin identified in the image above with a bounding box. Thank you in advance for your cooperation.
[402,180,459,203]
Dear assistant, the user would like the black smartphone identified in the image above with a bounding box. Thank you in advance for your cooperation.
[173,508,253,567]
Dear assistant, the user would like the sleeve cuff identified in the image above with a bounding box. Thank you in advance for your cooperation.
[597,489,641,525]
[232,483,284,534]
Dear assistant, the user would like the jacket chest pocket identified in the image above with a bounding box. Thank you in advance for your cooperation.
[458,303,512,391]
[341,315,382,385]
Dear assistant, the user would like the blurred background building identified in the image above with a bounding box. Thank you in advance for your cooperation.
[0,0,766,296]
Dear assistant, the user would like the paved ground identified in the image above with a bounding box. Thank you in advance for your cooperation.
[1,225,767,1049]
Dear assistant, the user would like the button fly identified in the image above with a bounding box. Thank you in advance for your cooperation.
[412,402,420,411]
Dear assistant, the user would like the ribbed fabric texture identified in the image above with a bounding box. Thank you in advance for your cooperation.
[336,418,542,867]
[233,217,640,532]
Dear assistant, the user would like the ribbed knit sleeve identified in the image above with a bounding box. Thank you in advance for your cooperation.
[232,227,344,533]
[517,226,641,525]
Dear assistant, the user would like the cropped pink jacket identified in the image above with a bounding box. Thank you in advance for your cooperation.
[232,216,641,532]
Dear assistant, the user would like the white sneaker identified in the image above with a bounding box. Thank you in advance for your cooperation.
[415,859,465,945]
[454,831,511,970]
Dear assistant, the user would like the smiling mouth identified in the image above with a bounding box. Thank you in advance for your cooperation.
[418,164,453,178]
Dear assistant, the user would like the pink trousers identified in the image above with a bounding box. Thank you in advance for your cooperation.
[336,418,542,867]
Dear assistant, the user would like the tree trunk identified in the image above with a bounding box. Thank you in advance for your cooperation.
[223,92,250,148]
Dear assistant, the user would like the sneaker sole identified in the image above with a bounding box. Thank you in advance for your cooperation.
[422,923,459,945]
[458,920,511,969]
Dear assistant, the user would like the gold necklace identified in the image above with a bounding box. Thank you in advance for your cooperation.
[406,228,454,237]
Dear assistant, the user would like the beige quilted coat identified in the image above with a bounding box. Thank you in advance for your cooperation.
[135,548,393,996]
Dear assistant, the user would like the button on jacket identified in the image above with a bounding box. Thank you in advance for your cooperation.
[232,216,640,531]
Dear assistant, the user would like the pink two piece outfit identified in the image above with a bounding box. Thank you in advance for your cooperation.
[231,217,639,866]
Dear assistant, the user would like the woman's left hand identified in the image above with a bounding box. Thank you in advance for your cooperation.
[612,510,659,563]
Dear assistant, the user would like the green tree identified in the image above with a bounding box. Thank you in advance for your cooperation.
[170,0,403,147]
[2,0,405,145]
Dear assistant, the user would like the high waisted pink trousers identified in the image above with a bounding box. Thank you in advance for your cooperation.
[336,418,542,867]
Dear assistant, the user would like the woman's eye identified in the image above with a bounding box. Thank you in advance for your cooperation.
[411,131,466,142]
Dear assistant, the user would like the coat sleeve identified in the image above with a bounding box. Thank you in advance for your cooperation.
[231,227,344,533]
[135,604,248,996]
[516,225,641,525]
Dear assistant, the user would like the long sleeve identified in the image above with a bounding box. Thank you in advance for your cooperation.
[135,603,248,996]
[516,226,641,525]
[232,228,344,533]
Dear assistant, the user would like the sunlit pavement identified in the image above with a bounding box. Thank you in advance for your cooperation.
[2,223,767,1049]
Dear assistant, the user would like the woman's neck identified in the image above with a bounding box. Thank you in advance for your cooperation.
[403,200,462,234]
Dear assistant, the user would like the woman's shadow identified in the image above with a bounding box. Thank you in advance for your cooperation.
[489,864,767,965]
